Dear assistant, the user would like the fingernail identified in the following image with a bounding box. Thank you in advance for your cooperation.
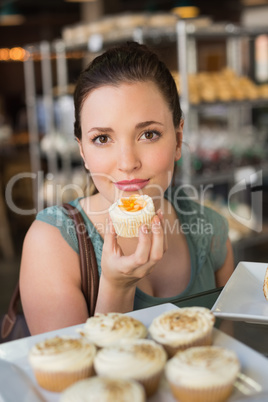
[142,224,148,234]
[152,216,161,235]
[153,215,161,225]
[156,209,163,219]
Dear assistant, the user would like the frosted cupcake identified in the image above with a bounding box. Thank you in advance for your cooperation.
[109,194,155,237]
[60,377,146,402]
[165,346,240,402]
[94,339,167,397]
[148,307,215,357]
[79,312,147,348]
[28,336,96,392]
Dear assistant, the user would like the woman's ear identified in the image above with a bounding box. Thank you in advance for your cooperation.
[175,119,184,161]
[76,138,89,170]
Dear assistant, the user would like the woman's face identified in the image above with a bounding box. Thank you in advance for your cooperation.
[79,81,183,210]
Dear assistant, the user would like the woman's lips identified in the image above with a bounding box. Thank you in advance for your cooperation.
[114,179,149,191]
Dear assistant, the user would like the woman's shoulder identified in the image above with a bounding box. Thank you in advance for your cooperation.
[36,198,81,224]
[24,218,68,248]
[35,198,84,254]
[35,197,104,269]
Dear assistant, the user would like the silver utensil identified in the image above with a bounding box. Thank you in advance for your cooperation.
[233,372,264,401]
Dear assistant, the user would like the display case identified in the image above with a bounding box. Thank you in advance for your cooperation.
[174,21,268,259]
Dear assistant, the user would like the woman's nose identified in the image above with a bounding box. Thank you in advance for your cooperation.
[117,145,141,172]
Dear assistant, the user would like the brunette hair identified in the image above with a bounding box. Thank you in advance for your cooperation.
[73,41,182,140]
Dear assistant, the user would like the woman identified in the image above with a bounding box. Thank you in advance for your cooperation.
[20,42,234,335]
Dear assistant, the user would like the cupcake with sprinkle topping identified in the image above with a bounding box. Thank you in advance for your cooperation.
[60,376,146,402]
[94,338,167,397]
[148,307,215,357]
[165,345,240,402]
[79,312,147,348]
[29,336,96,392]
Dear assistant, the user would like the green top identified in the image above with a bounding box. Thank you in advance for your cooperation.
[36,187,228,310]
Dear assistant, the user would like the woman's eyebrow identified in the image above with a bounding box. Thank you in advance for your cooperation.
[135,120,164,129]
[87,127,114,134]
[87,121,164,134]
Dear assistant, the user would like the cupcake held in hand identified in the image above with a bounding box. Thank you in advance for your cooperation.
[28,336,96,392]
[109,194,155,237]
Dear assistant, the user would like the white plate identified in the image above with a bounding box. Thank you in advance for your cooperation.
[1,303,268,401]
[212,261,268,323]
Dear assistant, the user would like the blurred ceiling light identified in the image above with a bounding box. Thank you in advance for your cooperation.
[9,47,25,60]
[0,1,25,26]
[65,0,97,2]
[172,6,200,18]
[0,48,10,61]
[0,46,28,61]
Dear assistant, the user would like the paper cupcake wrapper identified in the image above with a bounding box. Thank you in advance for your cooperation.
[138,369,164,398]
[112,212,154,238]
[161,330,213,358]
[168,381,234,402]
[33,365,94,392]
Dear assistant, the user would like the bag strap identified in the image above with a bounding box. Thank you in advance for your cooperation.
[1,282,21,339]
[1,203,99,339]
[63,203,99,316]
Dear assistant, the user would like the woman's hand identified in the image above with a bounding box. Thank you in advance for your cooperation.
[95,211,166,313]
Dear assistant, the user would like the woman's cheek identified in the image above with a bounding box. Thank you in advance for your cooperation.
[148,148,175,173]
[84,152,115,190]
[85,151,111,173]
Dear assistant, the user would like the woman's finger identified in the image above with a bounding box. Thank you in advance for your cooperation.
[150,215,164,262]
[103,217,118,253]
[104,223,151,274]
[131,224,152,267]
[157,209,168,253]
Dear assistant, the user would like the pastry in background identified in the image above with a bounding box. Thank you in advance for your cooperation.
[114,12,148,29]
[171,68,267,104]
[258,84,268,98]
[148,12,178,28]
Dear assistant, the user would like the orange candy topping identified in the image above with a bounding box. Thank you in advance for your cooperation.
[118,195,146,212]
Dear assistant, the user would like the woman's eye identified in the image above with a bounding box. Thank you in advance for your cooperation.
[92,135,110,144]
[141,130,161,141]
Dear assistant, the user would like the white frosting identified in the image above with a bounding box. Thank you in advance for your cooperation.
[94,339,167,380]
[60,377,146,402]
[165,346,240,388]
[148,307,215,347]
[109,195,155,217]
[109,195,155,237]
[29,336,96,372]
[79,313,147,348]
